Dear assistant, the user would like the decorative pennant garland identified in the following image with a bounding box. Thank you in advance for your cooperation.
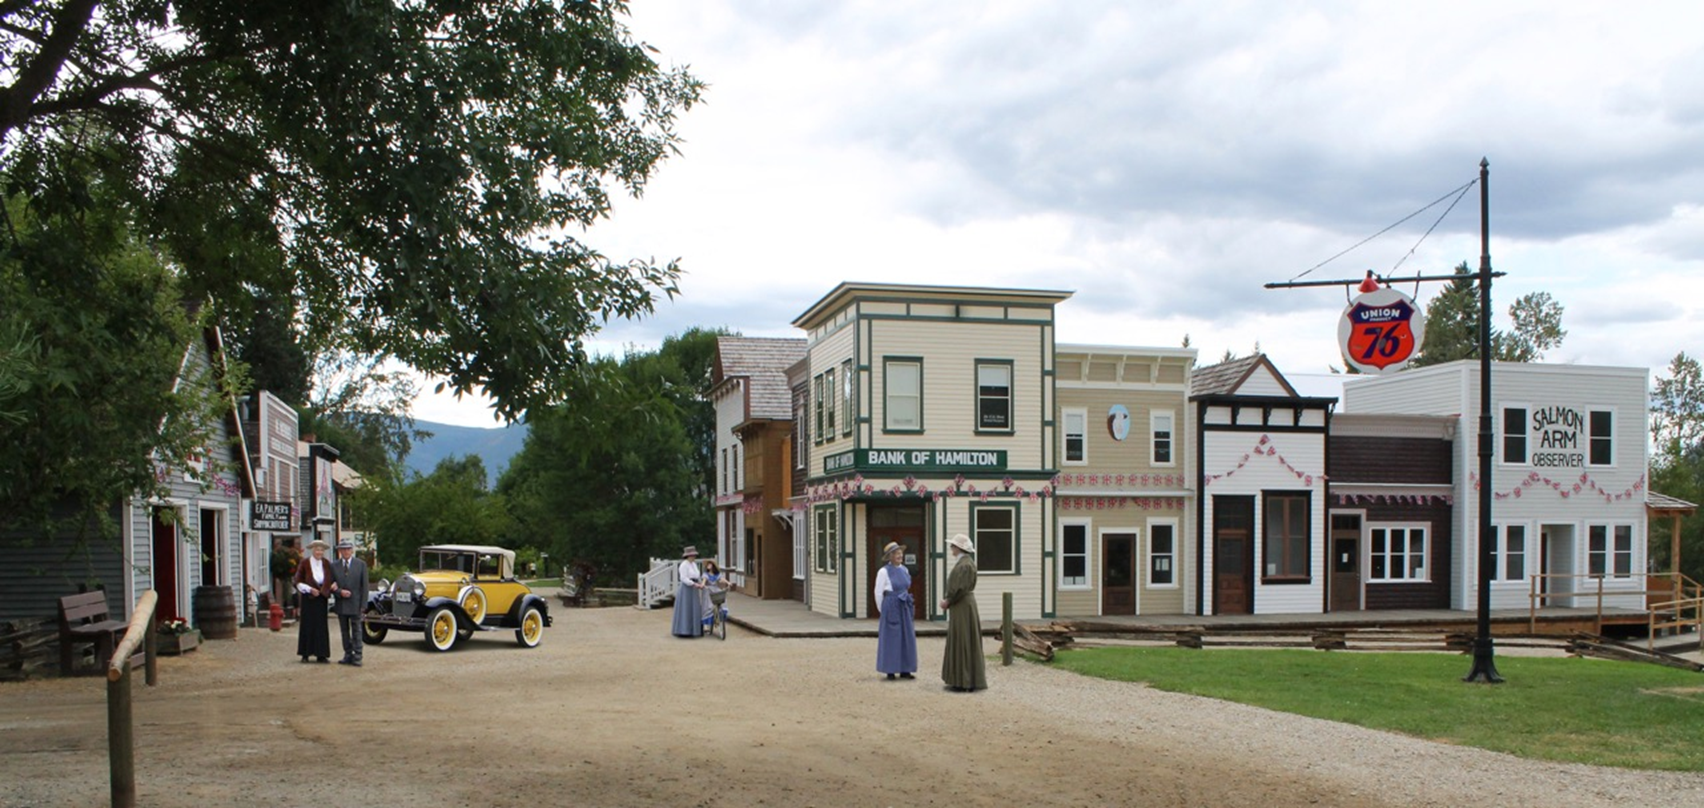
[1470,470,1647,504]
[1333,492,1454,507]
[1204,434,1325,487]
[1058,496,1186,512]
[1055,472,1184,489]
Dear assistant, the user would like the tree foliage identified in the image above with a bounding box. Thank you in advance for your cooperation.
[499,329,723,578]
[1650,352,1704,583]
[0,192,237,534]
[1411,263,1567,366]
[356,454,512,569]
[1,1,703,421]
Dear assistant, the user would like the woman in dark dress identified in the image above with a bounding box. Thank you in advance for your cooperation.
[293,539,333,663]
[938,533,986,692]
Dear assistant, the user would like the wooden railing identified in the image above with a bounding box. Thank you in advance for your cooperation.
[107,590,159,808]
[636,558,678,609]
[1646,571,1704,654]
[1526,573,1653,634]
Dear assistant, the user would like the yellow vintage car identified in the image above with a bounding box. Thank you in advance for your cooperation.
[362,544,551,651]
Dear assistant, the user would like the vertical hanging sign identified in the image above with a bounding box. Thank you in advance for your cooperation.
[1339,282,1426,373]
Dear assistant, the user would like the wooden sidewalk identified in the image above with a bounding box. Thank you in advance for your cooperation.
[716,591,1654,640]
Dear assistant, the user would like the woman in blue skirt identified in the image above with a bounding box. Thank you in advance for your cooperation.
[670,546,705,638]
[873,541,918,679]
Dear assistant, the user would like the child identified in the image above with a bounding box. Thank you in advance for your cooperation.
[701,560,731,627]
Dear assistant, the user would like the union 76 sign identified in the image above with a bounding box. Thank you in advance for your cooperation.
[1338,286,1426,373]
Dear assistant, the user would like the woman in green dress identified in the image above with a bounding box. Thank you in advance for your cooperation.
[938,533,987,692]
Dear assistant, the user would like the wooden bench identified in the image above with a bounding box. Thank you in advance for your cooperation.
[57,591,141,677]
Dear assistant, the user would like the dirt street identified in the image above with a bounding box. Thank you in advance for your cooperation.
[2,605,1700,807]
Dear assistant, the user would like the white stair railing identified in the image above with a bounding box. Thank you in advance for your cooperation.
[636,557,678,609]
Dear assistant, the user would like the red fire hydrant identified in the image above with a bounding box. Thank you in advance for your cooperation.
[268,601,283,632]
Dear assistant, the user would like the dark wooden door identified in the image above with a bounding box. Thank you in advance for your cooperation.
[1330,514,1361,612]
[1213,496,1254,615]
[152,507,181,624]
[867,504,927,620]
[1101,533,1137,615]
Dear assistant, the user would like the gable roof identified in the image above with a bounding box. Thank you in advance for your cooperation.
[713,336,807,422]
[1190,354,1299,398]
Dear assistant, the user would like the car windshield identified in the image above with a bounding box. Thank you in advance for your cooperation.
[419,551,474,573]
[476,554,503,579]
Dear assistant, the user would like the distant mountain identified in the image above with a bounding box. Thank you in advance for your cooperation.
[404,419,530,488]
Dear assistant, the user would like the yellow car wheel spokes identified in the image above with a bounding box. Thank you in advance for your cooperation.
[428,607,457,652]
[516,606,543,648]
[459,586,487,624]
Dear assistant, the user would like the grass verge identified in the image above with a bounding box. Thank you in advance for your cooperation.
[1053,647,1704,771]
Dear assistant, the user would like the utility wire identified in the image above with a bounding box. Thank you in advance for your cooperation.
[1390,179,1475,276]
[1288,178,1477,283]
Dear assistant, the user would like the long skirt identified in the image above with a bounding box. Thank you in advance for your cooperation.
[875,593,918,674]
[942,598,986,691]
[296,594,332,659]
[671,582,704,637]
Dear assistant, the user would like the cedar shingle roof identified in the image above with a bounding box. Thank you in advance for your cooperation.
[1191,354,1274,396]
[1648,491,1698,512]
[714,336,807,422]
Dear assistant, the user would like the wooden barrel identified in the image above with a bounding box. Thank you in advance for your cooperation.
[193,585,238,640]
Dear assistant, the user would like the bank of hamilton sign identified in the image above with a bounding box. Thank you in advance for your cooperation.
[823,448,1007,475]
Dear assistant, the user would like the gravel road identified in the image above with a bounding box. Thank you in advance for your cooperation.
[1,605,1699,807]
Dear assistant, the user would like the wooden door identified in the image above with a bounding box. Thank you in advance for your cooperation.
[1101,533,1137,615]
[151,507,181,624]
[1329,514,1361,612]
[1213,496,1254,615]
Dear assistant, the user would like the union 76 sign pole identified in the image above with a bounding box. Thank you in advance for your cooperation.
[1266,158,1505,684]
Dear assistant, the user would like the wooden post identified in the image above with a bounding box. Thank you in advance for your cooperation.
[1596,575,1605,636]
[1001,592,1013,666]
[108,665,134,808]
[1528,573,1537,634]
[1673,513,1684,603]
[144,626,156,687]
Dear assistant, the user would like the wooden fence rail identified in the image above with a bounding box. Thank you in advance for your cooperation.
[107,590,158,808]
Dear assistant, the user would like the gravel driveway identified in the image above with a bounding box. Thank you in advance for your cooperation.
[1,606,1699,807]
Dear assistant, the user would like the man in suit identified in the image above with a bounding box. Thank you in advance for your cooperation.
[331,540,369,667]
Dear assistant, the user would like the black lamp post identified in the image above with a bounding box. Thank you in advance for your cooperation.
[1266,159,1505,684]
[1463,158,1503,683]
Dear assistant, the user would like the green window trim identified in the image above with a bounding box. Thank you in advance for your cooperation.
[883,356,924,434]
[813,504,839,574]
[974,359,1015,435]
[840,359,855,438]
[824,368,837,443]
[970,500,1021,575]
[813,374,825,446]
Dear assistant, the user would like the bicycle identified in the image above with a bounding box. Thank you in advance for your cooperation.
[707,585,729,640]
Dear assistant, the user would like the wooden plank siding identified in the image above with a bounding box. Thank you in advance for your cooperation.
[0,504,127,621]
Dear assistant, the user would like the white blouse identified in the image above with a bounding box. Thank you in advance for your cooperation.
[295,556,327,594]
[678,559,702,586]
[873,566,896,614]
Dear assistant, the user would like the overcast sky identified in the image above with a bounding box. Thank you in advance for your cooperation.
[416,0,1704,427]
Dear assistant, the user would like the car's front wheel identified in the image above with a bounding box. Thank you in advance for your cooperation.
[362,619,387,645]
[426,607,458,652]
[516,605,544,648]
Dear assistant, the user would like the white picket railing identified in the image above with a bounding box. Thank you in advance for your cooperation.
[636,557,678,609]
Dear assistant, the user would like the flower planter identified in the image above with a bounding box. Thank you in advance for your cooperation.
[157,629,201,656]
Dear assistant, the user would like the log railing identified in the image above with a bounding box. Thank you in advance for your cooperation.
[1646,570,1703,654]
[107,590,159,808]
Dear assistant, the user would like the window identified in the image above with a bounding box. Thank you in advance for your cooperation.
[841,360,854,437]
[1059,522,1088,587]
[793,516,808,580]
[973,505,1017,574]
[1262,492,1310,580]
[1369,525,1427,582]
[720,447,728,494]
[823,368,836,440]
[885,359,922,431]
[1501,406,1527,464]
[733,443,741,490]
[1063,409,1087,464]
[1148,520,1177,587]
[1589,524,1634,577]
[793,389,806,470]
[1496,524,1527,581]
[1589,409,1613,466]
[1151,411,1175,466]
[976,361,1013,432]
[813,506,838,573]
[812,374,825,445]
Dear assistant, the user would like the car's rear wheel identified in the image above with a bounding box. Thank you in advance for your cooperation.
[426,607,458,652]
[516,605,544,648]
[459,586,487,623]
[362,619,387,645]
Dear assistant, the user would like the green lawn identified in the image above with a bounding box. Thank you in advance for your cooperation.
[1053,647,1704,771]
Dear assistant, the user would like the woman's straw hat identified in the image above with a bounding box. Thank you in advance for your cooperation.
[947,533,975,554]
[881,541,903,561]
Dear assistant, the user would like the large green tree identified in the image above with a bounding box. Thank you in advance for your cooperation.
[1411,263,1567,366]
[2,1,702,421]
[499,329,723,579]
[357,454,512,570]
[1650,352,1704,584]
